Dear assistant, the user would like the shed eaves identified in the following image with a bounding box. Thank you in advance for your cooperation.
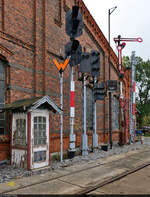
[2,96,62,114]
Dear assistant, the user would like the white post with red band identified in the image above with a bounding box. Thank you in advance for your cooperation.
[117,45,125,138]
[120,81,124,122]
[68,66,76,157]
[114,36,142,144]
[70,81,75,117]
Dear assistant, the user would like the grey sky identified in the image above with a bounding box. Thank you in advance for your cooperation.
[83,0,149,61]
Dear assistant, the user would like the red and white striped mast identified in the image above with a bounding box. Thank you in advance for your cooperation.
[114,35,143,144]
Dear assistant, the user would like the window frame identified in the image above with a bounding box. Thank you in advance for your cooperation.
[33,116,47,146]
[0,60,6,135]
[14,118,26,146]
[112,95,119,130]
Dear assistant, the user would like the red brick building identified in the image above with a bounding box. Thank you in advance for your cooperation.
[0,0,131,166]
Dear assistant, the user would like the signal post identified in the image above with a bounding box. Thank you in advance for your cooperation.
[65,6,104,156]
[114,35,143,145]
[79,50,102,154]
[53,59,70,162]
[65,6,83,158]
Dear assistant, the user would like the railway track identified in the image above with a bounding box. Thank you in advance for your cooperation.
[1,149,150,194]
[76,161,150,194]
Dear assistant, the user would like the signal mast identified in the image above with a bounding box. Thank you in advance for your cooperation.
[114,35,143,144]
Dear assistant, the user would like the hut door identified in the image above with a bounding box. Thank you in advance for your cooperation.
[31,111,49,169]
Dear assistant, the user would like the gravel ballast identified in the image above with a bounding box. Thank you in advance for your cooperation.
[0,140,150,184]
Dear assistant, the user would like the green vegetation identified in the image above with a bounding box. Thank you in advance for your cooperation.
[123,56,150,128]
[145,132,150,137]
[51,153,60,161]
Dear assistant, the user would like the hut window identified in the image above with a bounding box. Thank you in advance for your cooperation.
[14,119,26,145]
[34,116,47,145]
[34,151,46,162]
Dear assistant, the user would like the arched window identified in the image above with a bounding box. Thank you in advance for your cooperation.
[54,0,62,27]
[86,86,93,130]
[112,96,119,130]
[0,60,6,135]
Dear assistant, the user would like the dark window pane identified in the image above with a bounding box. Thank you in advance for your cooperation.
[112,96,119,130]
[34,117,37,123]
[38,117,42,123]
[43,117,46,123]
[0,113,4,119]
[0,120,5,127]
[0,104,4,108]
[0,61,5,73]
[0,128,4,135]
[34,124,37,129]
[39,124,42,130]
[0,81,5,88]
[0,61,6,135]
[0,73,5,81]
[86,87,93,130]
[14,119,26,145]
[0,76,5,104]
[0,98,5,103]
[34,151,46,162]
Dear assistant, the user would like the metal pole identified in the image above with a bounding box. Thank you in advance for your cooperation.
[68,66,76,158]
[109,92,112,148]
[117,45,124,145]
[120,80,124,145]
[108,9,110,45]
[129,83,133,143]
[60,71,63,162]
[133,81,136,141]
[108,7,117,44]
[108,7,117,149]
[92,76,98,150]
[108,9,112,149]
[129,51,136,143]
[81,74,88,156]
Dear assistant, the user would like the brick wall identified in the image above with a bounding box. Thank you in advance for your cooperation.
[0,135,10,161]
[0,0,131,158]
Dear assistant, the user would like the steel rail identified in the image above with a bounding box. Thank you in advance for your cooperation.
[1,149,149,194]
[77,161,150,194]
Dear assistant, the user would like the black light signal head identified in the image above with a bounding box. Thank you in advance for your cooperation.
[65,6,83,38]
[72,6,79,19]
[71,40,79,53]
[90,50,100,77]
[72,6,80,35]
[79,52,91,73]
[65,40,82,66]
[121,42,126,49]
[93,82,105,101]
